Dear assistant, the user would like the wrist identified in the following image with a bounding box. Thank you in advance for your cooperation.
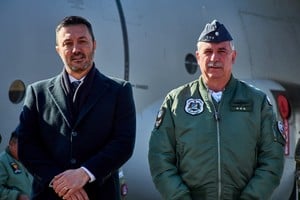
[79,167,91,183]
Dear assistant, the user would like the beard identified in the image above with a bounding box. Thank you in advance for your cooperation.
[68,51,94,72]
[70,62,90,72]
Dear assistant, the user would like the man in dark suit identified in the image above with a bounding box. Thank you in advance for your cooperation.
[17,16,136,200]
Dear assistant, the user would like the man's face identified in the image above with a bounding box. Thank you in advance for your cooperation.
[9,139,18,160]
[56,24,96,76]
[196,41,236,84]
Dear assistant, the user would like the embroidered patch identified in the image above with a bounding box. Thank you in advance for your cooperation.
[276,120,287,146]
[154,108,166,129]
[185,98,204,115]
[10,162,22,174]
[277,121,284,136]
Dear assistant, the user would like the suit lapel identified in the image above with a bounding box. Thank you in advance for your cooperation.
[48,75,73,128]
[74,71,110,127]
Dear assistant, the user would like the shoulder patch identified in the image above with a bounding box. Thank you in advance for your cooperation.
[154,108,166,129]
[10,162,22,174]
[277,121,284,136]
[275,120,286,146]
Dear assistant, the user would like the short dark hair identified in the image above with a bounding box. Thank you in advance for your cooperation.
[56,16,95,41]
[9,130,18,144]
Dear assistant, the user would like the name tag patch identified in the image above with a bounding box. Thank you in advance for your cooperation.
[231,101,253,112]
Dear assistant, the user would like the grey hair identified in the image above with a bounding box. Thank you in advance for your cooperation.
[197,41,235,51]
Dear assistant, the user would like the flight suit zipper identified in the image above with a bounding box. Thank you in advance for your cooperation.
[210,95,222,200]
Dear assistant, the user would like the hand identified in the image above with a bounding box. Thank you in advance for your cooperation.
[17,194,30,200]
[51,168,90,198]
[63,188,89,200]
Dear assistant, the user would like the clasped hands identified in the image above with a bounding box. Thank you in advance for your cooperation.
[50,168,90,200]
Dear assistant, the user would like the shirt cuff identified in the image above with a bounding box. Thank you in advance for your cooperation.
[81,166,96,182]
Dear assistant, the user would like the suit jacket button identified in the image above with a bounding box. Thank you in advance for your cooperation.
[70,158,76,164]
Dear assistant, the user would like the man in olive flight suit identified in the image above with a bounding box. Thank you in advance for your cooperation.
[0,131,33,200]
[148,20,285,200]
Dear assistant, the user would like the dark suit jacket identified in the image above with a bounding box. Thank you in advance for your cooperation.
[17,67,136,200]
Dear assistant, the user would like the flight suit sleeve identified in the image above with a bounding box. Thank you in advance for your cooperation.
[148,94,192,200]
[0,160,21,200]
[240,96,285,199]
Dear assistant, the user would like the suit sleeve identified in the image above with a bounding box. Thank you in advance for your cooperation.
[148,94,192,200]
[240,96,285,199]
[17,85,62,186]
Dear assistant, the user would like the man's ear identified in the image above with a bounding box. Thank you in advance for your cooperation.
[55,45,59,54]
[232,50,237,64]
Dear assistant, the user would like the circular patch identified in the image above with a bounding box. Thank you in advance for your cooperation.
[185,98,204,115]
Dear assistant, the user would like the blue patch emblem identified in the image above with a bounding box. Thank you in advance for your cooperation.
[185,98,204,115]
[277,121,284,136]
[154,108,166,129]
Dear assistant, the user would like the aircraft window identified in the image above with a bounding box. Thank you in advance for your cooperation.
[185,53,198,75]
[9,80,26,104]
